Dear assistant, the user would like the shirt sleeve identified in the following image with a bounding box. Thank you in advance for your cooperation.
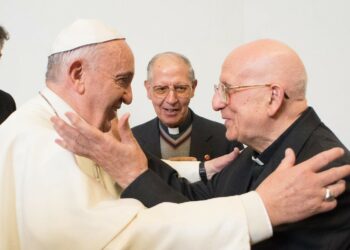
[162,159,200,182]
[108,193,272,249]
[240,191,273,244]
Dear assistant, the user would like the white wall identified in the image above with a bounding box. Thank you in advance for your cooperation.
[1,0,349,147]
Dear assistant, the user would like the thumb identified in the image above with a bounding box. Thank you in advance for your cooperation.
[224,147,240,162]
[110,118,121,140]
[278,148,296,170]
[118,113,134,143]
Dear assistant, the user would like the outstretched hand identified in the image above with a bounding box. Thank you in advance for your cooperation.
[205,148,240,180]
[51,112,148,188]
[257,147,350,226]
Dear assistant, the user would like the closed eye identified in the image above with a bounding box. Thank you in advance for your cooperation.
[113,73,133,88]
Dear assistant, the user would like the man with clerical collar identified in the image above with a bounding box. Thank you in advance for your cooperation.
[123,39,350,249]
[132,51,243,164]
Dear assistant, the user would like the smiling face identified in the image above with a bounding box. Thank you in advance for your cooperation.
[213,58,270,145]
[83,40,134,131]
[145,54,197,128]
[212,39,308,151]
[212,41,278,147]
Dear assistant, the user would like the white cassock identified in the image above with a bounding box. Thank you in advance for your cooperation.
[0,87,272,250]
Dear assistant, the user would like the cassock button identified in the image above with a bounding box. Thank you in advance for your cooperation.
[204,154,211,161]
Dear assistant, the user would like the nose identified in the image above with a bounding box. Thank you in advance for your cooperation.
[122,85,133,104]
[164,89,178,104]
[212,91,226,111]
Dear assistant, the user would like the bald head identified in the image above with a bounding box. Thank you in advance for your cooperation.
[223,39,307,99]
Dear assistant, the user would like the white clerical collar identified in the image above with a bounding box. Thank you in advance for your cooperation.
[39,87,78,123]
[168,127,179,135]
[251,155,264,166]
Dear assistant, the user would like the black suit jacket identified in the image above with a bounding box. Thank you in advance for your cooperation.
[0,89,16,124]
[132,110,242,161]
[123,107,350,250]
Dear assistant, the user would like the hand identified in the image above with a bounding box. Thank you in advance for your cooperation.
[257,147,350,226]
[51,112,148,189]
[204,147,240,180]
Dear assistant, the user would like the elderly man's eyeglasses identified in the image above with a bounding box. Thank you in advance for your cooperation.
[214,82,289,104]
[151,84,193,98]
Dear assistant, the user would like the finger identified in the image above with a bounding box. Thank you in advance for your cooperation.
[118,113,134,143]
[65,112,91,132]
[65,112,103,144]
[228,147,240,161]
[318,164,350,186]
[276,148,296,170]
[54,138,68,150]
[55,134,90,157]
[304,147,344,172]
[317,199,337,214]
[324,180,346,199]
[51,116,79,141]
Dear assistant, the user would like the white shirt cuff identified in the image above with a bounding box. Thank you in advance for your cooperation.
[240,191,273,244]
[161,159,200,183]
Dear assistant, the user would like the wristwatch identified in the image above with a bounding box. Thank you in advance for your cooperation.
[199,161,208,183]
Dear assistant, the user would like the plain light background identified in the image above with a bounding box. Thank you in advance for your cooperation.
[0,0,349,148]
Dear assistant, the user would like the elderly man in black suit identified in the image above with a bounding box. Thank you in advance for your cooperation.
[132,52,243,162]
[127,39,350,249]
[132,52,243,181]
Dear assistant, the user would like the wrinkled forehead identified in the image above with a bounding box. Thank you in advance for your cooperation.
[220,46,294,84]
[153,55,189,74]
[96,40,134,70]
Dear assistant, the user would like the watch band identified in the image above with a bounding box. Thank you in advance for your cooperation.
[199,161,208,183]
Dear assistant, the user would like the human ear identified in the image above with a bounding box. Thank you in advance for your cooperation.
[190,80,198,98]
[69,60,85,94]
[267,84,284,116]
[144,80,152,100]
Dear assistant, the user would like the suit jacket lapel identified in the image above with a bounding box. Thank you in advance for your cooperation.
[140,118,162,158]
[190,113,213,161]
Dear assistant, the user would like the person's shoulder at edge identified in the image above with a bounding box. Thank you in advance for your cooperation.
[0,89,16,104]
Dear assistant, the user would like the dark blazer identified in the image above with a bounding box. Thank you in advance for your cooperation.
[132,109,243,161]
[123,107,350,250]
[0,90,16,124]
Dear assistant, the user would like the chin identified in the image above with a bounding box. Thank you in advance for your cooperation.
[225,130,238,141]
[161,118,181,128]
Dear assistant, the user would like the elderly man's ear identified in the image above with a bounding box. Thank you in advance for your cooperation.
[267,84,285,116]
[69,60,85,94]
[190,79,198,98]
[144,80,151,99]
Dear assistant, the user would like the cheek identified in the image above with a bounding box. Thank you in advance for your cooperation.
[179,98,191,109]
[151,97,163,109]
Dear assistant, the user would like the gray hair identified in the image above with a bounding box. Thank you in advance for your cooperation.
[45,43,100,82]
[146,51,196,82]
